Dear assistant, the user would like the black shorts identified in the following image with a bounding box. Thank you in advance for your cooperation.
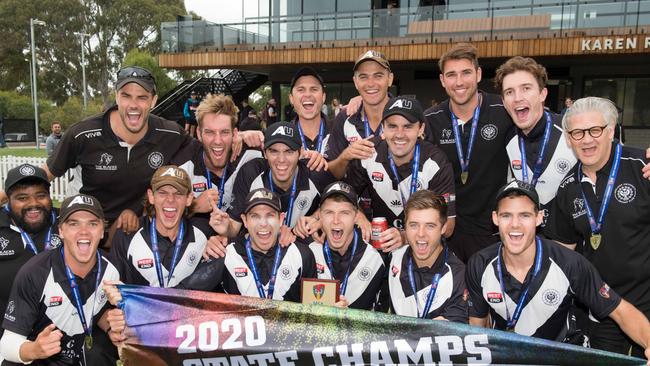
[447,229,500,263]
[588,317,645,358]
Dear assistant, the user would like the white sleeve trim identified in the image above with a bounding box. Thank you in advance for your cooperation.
[0,330,32,364]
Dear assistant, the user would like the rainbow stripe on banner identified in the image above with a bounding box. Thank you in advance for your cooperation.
[116,284,645,366]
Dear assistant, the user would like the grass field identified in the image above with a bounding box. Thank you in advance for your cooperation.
[0,147,48,158]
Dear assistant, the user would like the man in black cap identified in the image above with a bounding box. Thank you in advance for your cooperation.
[466,180,650,357]
[345,96,455,252]
[0,164,60,335]
[0,194,120,365]
[2,66,193,249]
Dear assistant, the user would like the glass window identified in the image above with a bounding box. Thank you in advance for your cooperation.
[304,0,335,14]
[337,1,371,13]
[583,77,650,127]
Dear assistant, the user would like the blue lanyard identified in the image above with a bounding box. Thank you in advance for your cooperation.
[450,100,481,173]
[245,237,282,299]
[203,151,228,210]
[577,143,622,235]
[149,218,185,288]
[496,236,543,330]
[362,109,382,138]
[519,111,553,187]
[60,247,101,339]
[323,231,358,295]
[407,245,448,318]
[6,207,56,254]
[388,142,420,207]
[297,119,325,153]
[268,170,298,226]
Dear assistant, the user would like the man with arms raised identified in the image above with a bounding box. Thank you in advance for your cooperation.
[388,190,467,322]
[546,97,650,358]
[467,180,650,361]
[0,194,120,365]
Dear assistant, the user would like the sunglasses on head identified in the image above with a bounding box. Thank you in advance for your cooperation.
[117,66,154,81]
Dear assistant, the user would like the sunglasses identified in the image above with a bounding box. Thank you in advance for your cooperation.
[117,66,155,81]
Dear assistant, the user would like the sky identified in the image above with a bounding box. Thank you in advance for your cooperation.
[185,0,243,23]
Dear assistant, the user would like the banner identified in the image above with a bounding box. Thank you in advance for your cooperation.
[116,285,645,366]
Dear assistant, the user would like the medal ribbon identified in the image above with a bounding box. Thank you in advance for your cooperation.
[496,236,543,330]
[245,237,282,299]
[519,111,553,187]
[323,230,358,295]
[362,109,382,138]
[297,119,325,153]
[203,152,229,210]
[388,142,421,207]
[150,218,186,287]
[577,143,622,236]
[268,170,298,226]
[450,100,481,174]
[60,247,101,341]
[407,245,448,318]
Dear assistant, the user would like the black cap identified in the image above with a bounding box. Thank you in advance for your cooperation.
[58,194,105,223]
[4,164,50,193]
[320,181,358,207]
[244,188,282,214]
[116,66,156,94]
[495,180,540,209]
[264,122,302,151]
[290,67,325,90]
[382,96,424,124]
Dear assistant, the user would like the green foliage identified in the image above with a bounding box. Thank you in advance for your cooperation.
[0,90,53,120]
[122,49,175,97]
[40,97,103,131]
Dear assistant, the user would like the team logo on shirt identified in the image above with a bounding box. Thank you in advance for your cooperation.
[372,172,384,182]
[358,267,371,281]
[186,251,198,267]
[391,265,400,277]
[49,296,63,307]
[572,198,586,219]
[511,160,522,170]
[193,182,207,193]
[390,199,402,208]
[96,152,117,171]
[148,152,164,169]
[0,237,9,251]
[599,283,611,299]
[137,258,154,269]
[49,234,62,249]
[615,183,636,204]
[542,289,561,306]
[297,198,309,210]
[347,136,359,143]
[555,158,571,174]
[235,267,248,277]
[19,165,36,176]
[480,124,498,141]
[280,265,293,280]
[487,292,503,303]
[440,129,455,144]
[316,263,325,274]
[4,300,15,322]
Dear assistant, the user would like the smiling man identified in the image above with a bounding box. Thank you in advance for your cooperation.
[467,180,650,360]
[109,166,212,288]
[0,194,120,365]
[345,96,455,251]
[546,97,650,357]
[388,190,467,322]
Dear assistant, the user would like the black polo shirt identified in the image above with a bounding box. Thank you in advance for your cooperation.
[324,105,382,161]
[466,238,621,341]
[290,115,333,156]
[388,245,467,322]
[46,105,192,223]
[228,158,326,227]
[180,238,317,302]
[172,139,263,213]
[109,216,213,288]
[505,112,577,216]
[0,209,60,329]
[424,93,512,236]
[2,249,119,366]
[344,139,455,229]
[303,228,385,310]
[545,142,650,316]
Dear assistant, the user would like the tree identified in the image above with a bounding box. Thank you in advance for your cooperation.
[0,90,52,120]
[122,49,175,98]
[40,96,103,131]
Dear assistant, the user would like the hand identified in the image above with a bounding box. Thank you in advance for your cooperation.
[278,225,296,247]
[239,130,265,150]
[342,135,375,161]
[231,129,244,162]
[301,150,328,172]
[378,227,404,253]
[643,147,650,179]
[192,188,220,214]
[102,280,124,306]
[355,213,371,242]
[334,295,349,309]
[115,209,139,235]
[203,235,228,259]
[106,308,127,344]
[345,95,363,116]
[29,324,63,360]
[208,196,230,235]
[293,216,321,240]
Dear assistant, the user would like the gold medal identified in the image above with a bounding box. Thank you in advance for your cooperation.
[590,234,602,250]
[85,335,93,350]
[461,171,468,185]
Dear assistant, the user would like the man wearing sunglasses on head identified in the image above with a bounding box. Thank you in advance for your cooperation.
[545,97,650,359]
[0,66,193,249]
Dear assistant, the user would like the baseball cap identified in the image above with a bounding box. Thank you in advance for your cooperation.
[4,164,50,193]
[244,188,282,214]
[58,194,105,223]
[353,50,391,72]
[495,180,540,209]
[320,181,358,207]
[382,96,424,124]
[150,166,192,195]
[115,66,156,94]
[264,122,302,151]
[290,67,325,90]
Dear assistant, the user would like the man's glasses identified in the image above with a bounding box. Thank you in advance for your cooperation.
[567,124,608,141]
[117,66,154,81]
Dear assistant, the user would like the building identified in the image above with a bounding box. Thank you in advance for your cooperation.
[160,0,650,147]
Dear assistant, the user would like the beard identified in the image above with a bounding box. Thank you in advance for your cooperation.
[10,206,51,234]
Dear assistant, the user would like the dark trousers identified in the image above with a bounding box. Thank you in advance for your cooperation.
[447,230,500,263]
